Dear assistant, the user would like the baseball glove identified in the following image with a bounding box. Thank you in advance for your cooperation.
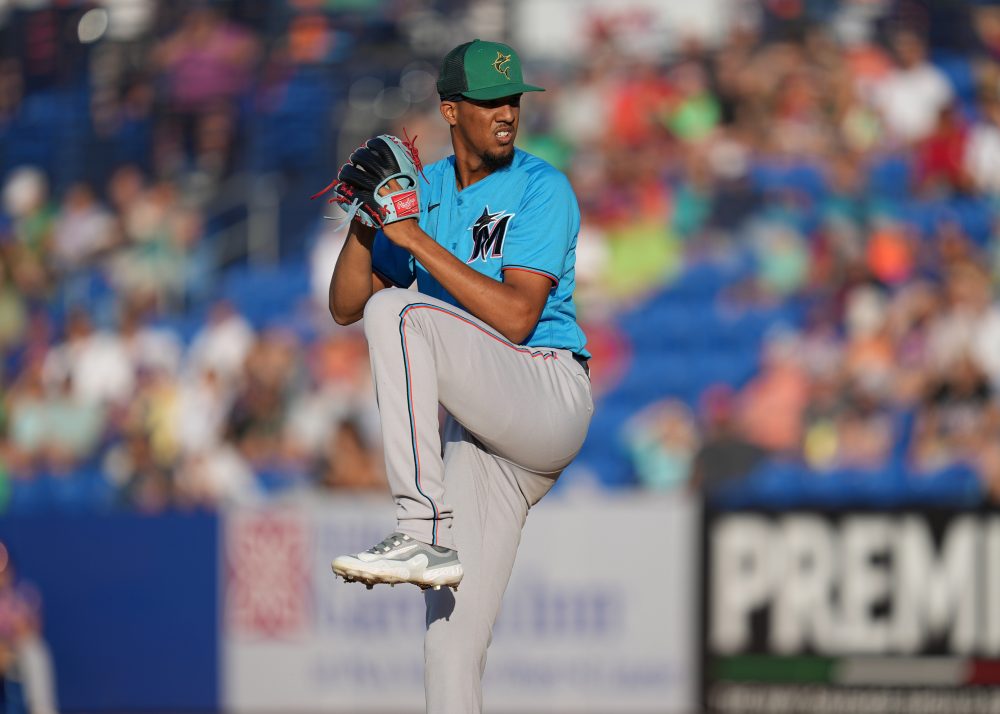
[311,131,426,229]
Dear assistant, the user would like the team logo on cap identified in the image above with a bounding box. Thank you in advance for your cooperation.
[493,51,512,80]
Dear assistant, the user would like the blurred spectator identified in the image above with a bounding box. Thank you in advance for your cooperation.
[963,93,1000,195]
[90,0,157,98]
[152,6,260,179]
[316,418,385,492]
[309,220,347,310]
[107,180,198,310]
[0,542,57,714]
[801,371,847,470]
[5,0,90,95]
[871,28,953,144]
[174,443,259,508]
[0,255,28,363]
[910,355,993,474]
[926,262,993,376]
[834,386,894,469]
[661,61,720,143]
[2,168,52,257]
[608,61,673,149]
[1,168,53,305]
[624,398,700,490]
[750,220,810,300]
[842,284,894,395]
[173,367,230,457]
[552,63,613,149]
[974,4,1000,62]
[42,309,133,407]
[225,328,303,480]
[691,385,765,493]
[103,429,173,513]
[914,103,969,195]
[6,355,104,479]
[736,331,810,453]
[50,182,116,273]
[186,301,255,387]
[120,305,183,376]
[284,330,380,475]
[864,219,914,286]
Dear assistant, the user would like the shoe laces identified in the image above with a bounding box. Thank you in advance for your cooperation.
[367,532,412,554]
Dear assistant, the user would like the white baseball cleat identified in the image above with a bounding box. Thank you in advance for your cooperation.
[332,533,463,591]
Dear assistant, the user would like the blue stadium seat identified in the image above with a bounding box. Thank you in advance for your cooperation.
[744,460,807,508]
[903,462,982,507]
[951,198,993,246]
[931,52,977,105]
[749,161,827,204]
[845,464,907,508]
[867,155,913,201]
[221,263,311,329]
[8,478,46,514]
[152,312,208,345]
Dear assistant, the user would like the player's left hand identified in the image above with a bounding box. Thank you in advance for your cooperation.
[312,134,425,229]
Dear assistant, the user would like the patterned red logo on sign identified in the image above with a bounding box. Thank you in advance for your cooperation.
[392,191,419,217]
[226,513,311,638]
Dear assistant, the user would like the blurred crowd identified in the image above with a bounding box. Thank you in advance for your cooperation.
[0,0,424,513]
[594,1,1000,503]
[3,0,1000,511]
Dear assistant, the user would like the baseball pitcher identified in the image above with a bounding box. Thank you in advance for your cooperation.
[319,39,593,714]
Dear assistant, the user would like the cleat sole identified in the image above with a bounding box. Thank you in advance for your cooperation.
[332,562,461,592]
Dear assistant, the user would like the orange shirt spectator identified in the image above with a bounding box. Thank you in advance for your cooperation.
[736,338,810,453]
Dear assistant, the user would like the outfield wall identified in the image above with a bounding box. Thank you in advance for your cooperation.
[0,492,697,713]
[0,512,219,711]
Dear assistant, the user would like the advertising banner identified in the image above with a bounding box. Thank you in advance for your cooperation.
[703,509,1000,714]
[222,492,697,713]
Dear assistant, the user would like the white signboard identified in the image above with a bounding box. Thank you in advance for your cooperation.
[222,492,696,713]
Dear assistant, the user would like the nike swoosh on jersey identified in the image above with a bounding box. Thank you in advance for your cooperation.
[428,202,441,211]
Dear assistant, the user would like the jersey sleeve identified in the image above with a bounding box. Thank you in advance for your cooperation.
[501,170,579,286]
[371,229,415,288]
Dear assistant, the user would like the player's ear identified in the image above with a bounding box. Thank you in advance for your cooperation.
[440,100,458,127]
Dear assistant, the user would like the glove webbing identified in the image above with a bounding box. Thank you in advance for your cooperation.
[310,129,427,228]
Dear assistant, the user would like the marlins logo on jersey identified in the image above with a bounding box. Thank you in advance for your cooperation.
[467,207,515,263]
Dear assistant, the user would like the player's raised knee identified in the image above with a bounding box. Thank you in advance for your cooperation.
[363,287,413,325]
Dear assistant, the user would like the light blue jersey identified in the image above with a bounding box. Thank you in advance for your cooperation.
[371,148,589,358]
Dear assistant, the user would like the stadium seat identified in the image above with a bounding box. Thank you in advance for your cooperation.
[221,263,312,329]
[903,462,983,507]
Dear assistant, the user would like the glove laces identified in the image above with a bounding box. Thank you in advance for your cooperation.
[309,177,384,228]
[401,127,428,183]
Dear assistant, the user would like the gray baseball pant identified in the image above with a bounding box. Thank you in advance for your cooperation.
[361,288,593,713]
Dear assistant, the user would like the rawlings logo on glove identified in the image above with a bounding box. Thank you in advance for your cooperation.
[391,191,420,217]
[311,131,426,229]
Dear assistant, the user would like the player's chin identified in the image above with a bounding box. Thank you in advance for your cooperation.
[483,146,515,172]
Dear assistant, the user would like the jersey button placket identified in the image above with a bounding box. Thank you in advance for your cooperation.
[452,196,462,250]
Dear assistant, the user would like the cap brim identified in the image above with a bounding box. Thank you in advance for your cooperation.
[460,83,545,101]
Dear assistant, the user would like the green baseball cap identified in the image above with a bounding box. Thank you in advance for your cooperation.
[437,39,544,101]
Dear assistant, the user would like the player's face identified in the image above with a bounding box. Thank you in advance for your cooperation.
[450,94,521,170]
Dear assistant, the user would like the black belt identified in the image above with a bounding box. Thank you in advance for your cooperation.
[573,352,590,377]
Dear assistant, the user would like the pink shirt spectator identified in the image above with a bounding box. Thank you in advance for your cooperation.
[157,9,258,112]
